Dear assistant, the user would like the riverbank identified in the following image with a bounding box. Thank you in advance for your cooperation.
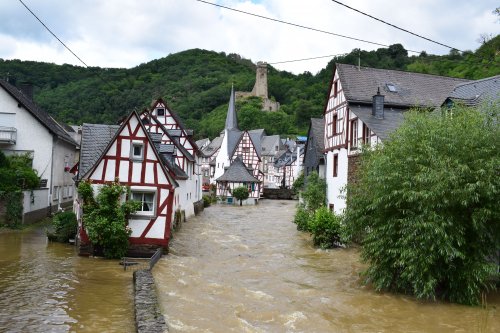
[134,270,167,333]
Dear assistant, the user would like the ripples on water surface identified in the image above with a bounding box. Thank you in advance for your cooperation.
[154,200,499,333]
[0,226,134,332]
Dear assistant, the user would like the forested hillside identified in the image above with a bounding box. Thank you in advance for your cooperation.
[0,35,498,139]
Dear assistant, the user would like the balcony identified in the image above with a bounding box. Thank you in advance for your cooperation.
[0,127,17,144]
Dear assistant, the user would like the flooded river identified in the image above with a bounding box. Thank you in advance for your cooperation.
[155,200,499,333]
[0,225,134,333]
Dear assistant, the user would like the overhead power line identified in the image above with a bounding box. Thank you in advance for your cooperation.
[330,0,459,51]
[269,53,348,65]
[194,0,421,54]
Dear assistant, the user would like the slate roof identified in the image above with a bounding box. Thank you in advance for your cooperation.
[225,86,238,131]
[303,118,325,166]
[159,154,188,180]
[248,129,265,157]
[196,138,210,149]
[150,117,195,162]
[216,157,260,183]
[167,129,182,137]
[261,135,281,156]
[0,79,77,146]
[352,105,406,141]
[202,136,223,157]
[336,63,470,108]
[78,123,120,180]
[227,129,243,157]
[445,75,500,106]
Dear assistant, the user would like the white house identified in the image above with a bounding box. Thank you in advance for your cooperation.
[0,79,78,222]
[323,64,470,214]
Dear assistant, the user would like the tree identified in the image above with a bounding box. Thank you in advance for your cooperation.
[344,103,500,305]
[301,171,327,211]
[77,180,141,259]
[232,186,249,206]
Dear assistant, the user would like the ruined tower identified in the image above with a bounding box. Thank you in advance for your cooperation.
[251,61,269,99]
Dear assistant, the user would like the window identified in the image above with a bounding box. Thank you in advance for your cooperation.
[363,123,371,145]
[156,108,165,116]
[333,154,338,177]
[242,147,250,153]
[131,142,144,161]
[131,191,155,215]
[351,119,358,149]
[333,114,338,135]
[333,81,338,97]
[386,83,397,92]
[329,204,334,212]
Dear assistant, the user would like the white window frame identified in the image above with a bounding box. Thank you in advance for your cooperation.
[131,141,144,161]
[130,189,156,218]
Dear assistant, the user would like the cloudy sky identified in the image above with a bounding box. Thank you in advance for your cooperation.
[0,0,498,74]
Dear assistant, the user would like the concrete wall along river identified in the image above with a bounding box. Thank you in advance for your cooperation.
[154,200,500,332]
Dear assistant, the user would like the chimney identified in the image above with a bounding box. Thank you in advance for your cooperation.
[372,87,384,119]
[19,82,34,100]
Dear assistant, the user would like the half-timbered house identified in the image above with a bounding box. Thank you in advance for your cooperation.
[323,63,469,213]
[75,111,178,255]
[216,156,260,205]
[141,99,203,218]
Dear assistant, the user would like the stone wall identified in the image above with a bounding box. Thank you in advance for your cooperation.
[347,154,362,186]
[262,188,296,200]
[193,199,204,216]
[133,269,167,333]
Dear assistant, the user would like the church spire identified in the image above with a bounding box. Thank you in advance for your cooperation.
[224,84,238,131]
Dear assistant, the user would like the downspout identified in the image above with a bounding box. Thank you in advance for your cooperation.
[49,135,56,214]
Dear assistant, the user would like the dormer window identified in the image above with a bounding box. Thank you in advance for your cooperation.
[156,108,165,116]
[131,142,144,161]
[386,83,397,92]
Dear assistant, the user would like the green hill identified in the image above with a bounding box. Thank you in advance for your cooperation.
[0,36,498,139]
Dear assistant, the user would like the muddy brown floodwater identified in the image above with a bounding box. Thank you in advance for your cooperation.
[154,199,499,333]
[0,225,134,333]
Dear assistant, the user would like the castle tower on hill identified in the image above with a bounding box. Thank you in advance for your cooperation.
[236,61,280,112]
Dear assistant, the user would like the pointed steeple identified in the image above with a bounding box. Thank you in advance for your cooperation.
[224,85,238,131]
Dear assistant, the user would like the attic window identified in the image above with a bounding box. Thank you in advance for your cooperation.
[131,142,144,161]
[386,83,397,92]
[157,108,165,116]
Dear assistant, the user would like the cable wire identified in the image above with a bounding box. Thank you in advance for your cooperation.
[194,0,421,54]
[269,53,348,65]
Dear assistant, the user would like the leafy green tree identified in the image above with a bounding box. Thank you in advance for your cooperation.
[309,206,343,248]
[78,180,141,259]
[345,103,500,305]
[302,171,327,211]
[232,186,249,206]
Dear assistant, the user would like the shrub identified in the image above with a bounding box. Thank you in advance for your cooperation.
[232,186,249,206]
[293,204,312,232]
[78,180,140,259]
[202,195,212,207]
[301,171,326,211]
[49,211,77,242]
[344,104,500,305]
[292,171,304,193]
[309,206,343,249]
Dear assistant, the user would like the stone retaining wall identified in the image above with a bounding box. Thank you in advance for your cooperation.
[133,269,167,333]
[262,188,296,200]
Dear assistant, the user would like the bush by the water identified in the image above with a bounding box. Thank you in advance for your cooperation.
[48,211,77,242]
[232,186,249,206]
[293,205,311,232]
[309,207,343,249]
[344,104,499,305]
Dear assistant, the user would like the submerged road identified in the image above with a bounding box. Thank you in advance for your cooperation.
[154,199,499,332]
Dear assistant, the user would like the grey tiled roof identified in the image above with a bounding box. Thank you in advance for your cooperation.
[337,63,470,108]
[167,129,182,137]
[149,132,163,143]
[303,118,325,167]
[0,79,77,146]
[227,129,243,157]
[225,86,238,131]
[446,75,500,106]
[261,135,281,156]
[79,123,120,179]
[352,105,406,141]
[248,129,265,157]
[159,154,188,180]
[159,144,175,154]
[216,157,260,183]
[202,136,223,157]
[196,138,210,149]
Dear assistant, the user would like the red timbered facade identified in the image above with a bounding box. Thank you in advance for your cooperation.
[77,111,177,254]
[232,131,264,191]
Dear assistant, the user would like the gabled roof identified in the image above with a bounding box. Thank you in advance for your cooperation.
[78,123,120,180]
[216,157,260,183]
[248,129,265,157]
[261,135,281,156]
[445,75,500,106]
[150,116,195,162]
[336,63,470,108]
[202,136,223,157]
[304,118,325,165]
[225,86,238,131]
[0,79,77,146]
[196,138,210,149]
[352,105,406,141]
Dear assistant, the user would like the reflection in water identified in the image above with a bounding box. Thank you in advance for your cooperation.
[155,200,499,333]
[0,226,134,333]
